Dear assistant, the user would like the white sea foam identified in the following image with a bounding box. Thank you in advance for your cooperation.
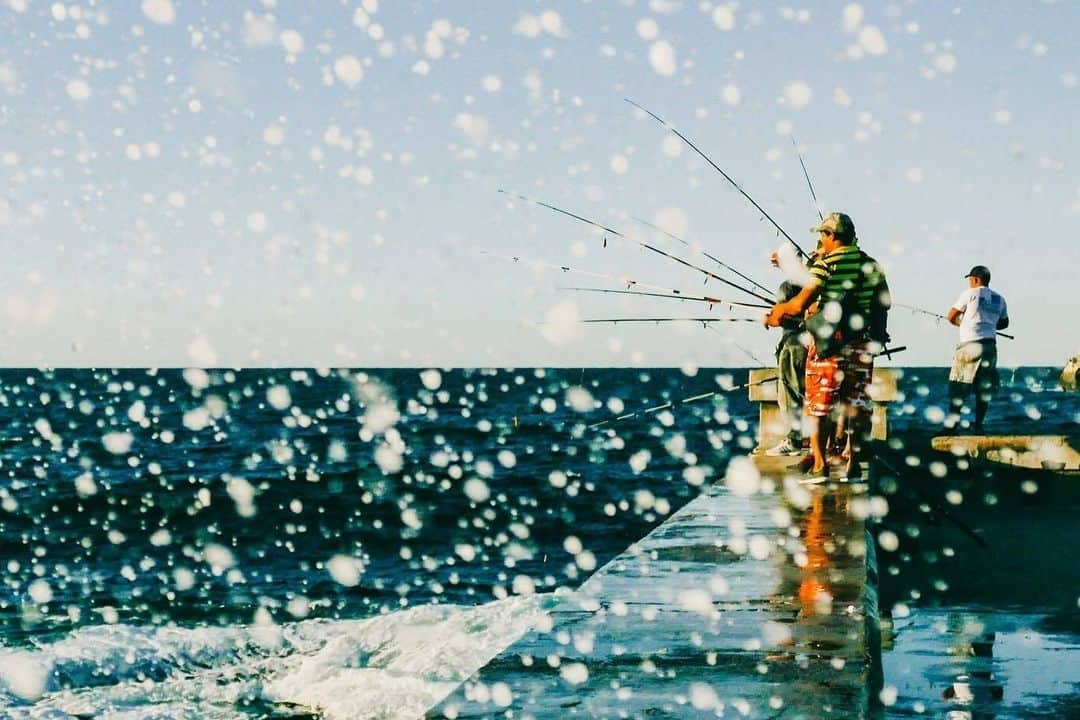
[0,596,549,720]
[264,597,549,718]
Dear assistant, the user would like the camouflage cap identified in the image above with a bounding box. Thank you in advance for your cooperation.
[809,212,856,240]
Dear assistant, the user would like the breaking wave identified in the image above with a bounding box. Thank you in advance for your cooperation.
[0,594,549,720]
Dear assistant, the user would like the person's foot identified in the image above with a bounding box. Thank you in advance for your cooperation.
[764,438,803,457]
[836,463,863,482]
[799,466,829,484]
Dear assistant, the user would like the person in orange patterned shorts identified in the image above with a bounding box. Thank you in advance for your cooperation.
[766,212,890,481]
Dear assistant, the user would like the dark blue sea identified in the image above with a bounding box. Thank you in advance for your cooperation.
[0,367,1075,718]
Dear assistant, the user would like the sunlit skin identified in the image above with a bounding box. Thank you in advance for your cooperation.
[765,229,841,475]
[764,229,841,328]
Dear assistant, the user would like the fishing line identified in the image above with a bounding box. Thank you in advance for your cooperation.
[624,98,809,261]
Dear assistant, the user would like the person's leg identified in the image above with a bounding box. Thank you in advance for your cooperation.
[776,343,795,443]
[947,344,977,429]
[778,340,807,445]
[972,344,998,432]
[948,381,969,417]
[807,415,825,471]
[840,344,874,479]
[973,391,989,432]
[804,347,839,474]
[835,413,848,459]
[840,409,863,477]
[806,413,834,474]
[972,368,990,431]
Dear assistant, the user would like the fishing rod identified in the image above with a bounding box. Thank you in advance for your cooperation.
[481,251,760,309]
[630,216,773,295]
[589,374,779,429]
[499,190,775,304]
[782,150,933,356]
[589,343,907,431]
[580,317,756,325]
[790,135,824,222]
[872,452,989,549]
[481,251,768,311]
[561,286,771,310]
[877,345,908,359]
[895,303,1015,340]
[722,332,768,366]
[624,98,810,261]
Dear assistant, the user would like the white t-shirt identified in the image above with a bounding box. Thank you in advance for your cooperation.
[952,286,1008,343]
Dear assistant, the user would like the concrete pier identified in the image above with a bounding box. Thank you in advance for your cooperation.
[433,460,880,719]
[747,367,900,452]
[931,434,1080,473]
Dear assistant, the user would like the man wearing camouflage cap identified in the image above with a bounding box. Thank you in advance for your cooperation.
[766,212,890,482]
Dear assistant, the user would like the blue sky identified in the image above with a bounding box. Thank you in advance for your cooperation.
[0,0,1076,366]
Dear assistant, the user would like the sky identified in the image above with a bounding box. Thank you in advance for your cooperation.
[0,0,1076,367]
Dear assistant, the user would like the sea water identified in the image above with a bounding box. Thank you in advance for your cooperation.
[0,367,1074,718]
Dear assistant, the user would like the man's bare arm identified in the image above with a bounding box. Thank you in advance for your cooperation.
[947,307,962,326]
[765,284,820,327]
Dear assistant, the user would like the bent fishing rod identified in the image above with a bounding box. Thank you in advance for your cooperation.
[784,146,946,354]
[780,134,1007,352]
[589,343,907,430]
[588,373,778,429]
[561,286,770,310]
[895,303,1015,340]
[873,453,989,549]
[498,189,774,305]
[481,250,767,310]
[624,98,810,261]
[629,216,772,295]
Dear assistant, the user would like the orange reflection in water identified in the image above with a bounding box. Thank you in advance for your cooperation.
[797,491,832,612]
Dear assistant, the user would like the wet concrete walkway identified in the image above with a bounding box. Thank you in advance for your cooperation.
[433,457,881,719]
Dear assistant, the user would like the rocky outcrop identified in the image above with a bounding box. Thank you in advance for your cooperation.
[1062,356,1080,391]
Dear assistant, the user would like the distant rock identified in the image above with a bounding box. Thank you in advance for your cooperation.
[1061,355,1080,391]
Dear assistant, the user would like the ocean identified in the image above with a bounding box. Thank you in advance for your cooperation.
[0,367,1076,718]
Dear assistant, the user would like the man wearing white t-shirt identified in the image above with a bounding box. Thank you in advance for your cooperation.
[946,265,1009,432]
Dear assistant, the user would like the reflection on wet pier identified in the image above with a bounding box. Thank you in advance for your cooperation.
[434,457,880,718]
[869,433,1080,719]
[880,609,1080,719]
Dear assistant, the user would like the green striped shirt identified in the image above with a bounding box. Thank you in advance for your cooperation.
[809,244,886,314]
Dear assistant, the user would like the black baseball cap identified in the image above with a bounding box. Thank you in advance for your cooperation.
[964,265,991,283]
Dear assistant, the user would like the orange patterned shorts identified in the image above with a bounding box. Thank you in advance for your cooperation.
[804,341,875,418]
